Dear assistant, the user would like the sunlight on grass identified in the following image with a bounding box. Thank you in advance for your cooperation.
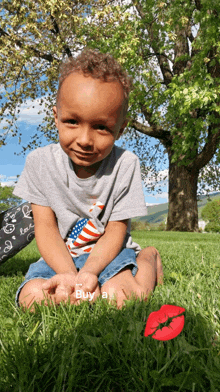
[0,233,219,391]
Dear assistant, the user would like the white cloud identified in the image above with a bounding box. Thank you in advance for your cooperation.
[0,97,47,131]
[0,181,16,187]
[154,192,168,200]
[0,175,17,187]
[17,98,46,124]
[147,192,168,203]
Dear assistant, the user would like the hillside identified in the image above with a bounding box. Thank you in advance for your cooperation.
[137,192,220,224]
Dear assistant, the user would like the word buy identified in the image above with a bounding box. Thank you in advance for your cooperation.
[76,290,108,302]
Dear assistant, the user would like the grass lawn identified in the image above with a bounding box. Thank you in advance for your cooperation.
[0,231,219,392]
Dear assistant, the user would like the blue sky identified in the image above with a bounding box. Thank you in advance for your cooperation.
[0,104,168,205]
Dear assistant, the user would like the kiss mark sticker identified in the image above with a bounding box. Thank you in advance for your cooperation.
[144,305,185,341]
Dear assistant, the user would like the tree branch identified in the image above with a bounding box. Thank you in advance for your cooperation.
[133,2,173,85]
[173,25,191,75]
[0,27,57,63]
[141,51,173,64]
[50,14,72,58]
[194,125,220,170]
[128,118,172,148]
[194,0,202,11]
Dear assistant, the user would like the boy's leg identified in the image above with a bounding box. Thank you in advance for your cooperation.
[101,246,163,308]
[135,246,163,288]
[19,247,163,309]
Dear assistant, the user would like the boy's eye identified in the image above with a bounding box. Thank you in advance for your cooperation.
[95,124,110,132]
[67,119,77,125]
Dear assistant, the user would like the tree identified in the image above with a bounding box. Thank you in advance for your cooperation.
[201,199,220,232]
[0,184,21,213]
[82,0,220,231]
[1,0,220,231]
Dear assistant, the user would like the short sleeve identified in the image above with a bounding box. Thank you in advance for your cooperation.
[13,150,49,206]
[109,156,147,221]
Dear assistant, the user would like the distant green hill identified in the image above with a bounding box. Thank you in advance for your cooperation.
[136,192,220,224]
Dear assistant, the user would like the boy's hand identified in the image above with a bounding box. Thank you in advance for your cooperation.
[75,271,98,292]
[72,271,100,303]
[42,272,77,304]
[42,271,100,304]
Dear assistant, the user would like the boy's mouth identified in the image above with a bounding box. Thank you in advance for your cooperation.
[73,150,95,158]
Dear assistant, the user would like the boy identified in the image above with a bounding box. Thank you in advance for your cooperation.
[13,49,163,309]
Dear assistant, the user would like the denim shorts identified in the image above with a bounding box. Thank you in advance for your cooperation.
[15,248,138,306]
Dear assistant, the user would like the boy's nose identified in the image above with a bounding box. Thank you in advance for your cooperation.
[76,127,93,149]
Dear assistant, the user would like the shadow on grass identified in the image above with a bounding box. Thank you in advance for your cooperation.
[0,240,40,277]
[0,298,219,391]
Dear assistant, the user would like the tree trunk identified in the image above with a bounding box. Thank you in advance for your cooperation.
[167,156,199,232]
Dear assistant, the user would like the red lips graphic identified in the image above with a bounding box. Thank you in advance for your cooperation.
[144,305,185,341]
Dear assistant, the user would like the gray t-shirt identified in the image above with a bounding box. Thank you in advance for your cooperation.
[13,143,147,256]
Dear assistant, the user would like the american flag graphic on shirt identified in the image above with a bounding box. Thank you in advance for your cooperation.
[65,201,104,257]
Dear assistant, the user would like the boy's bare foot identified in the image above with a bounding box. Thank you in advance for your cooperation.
[101,268,142,308]
[19,278,56,310]
[101,246,163,308]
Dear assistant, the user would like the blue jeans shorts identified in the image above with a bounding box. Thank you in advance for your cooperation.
[15,248,138,306]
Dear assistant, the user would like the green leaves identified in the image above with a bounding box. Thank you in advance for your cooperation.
[165,70,220,163]
[0,184,21,212]
[201,199,220,223]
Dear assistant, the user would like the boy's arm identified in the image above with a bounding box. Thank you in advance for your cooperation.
[32,204,79,301]
[78,219,129,276]
[32,203,78,275]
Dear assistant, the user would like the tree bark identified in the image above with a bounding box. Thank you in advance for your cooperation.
[167,155,199,232]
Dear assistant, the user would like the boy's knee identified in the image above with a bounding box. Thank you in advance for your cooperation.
[139,246,159,258]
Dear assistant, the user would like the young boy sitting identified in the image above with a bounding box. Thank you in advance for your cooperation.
[13,49,163,310]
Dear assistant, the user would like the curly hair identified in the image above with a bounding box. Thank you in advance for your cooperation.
[57,49,133,115]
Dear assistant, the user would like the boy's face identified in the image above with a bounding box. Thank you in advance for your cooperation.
[53,72,127,178]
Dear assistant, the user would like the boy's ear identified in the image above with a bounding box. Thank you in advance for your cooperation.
[116,119,128,140]
[53,106,58,128]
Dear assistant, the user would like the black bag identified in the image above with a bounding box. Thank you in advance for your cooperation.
[0,202,35,264]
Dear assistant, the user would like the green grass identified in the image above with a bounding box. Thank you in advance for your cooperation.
[0,232,220,392]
